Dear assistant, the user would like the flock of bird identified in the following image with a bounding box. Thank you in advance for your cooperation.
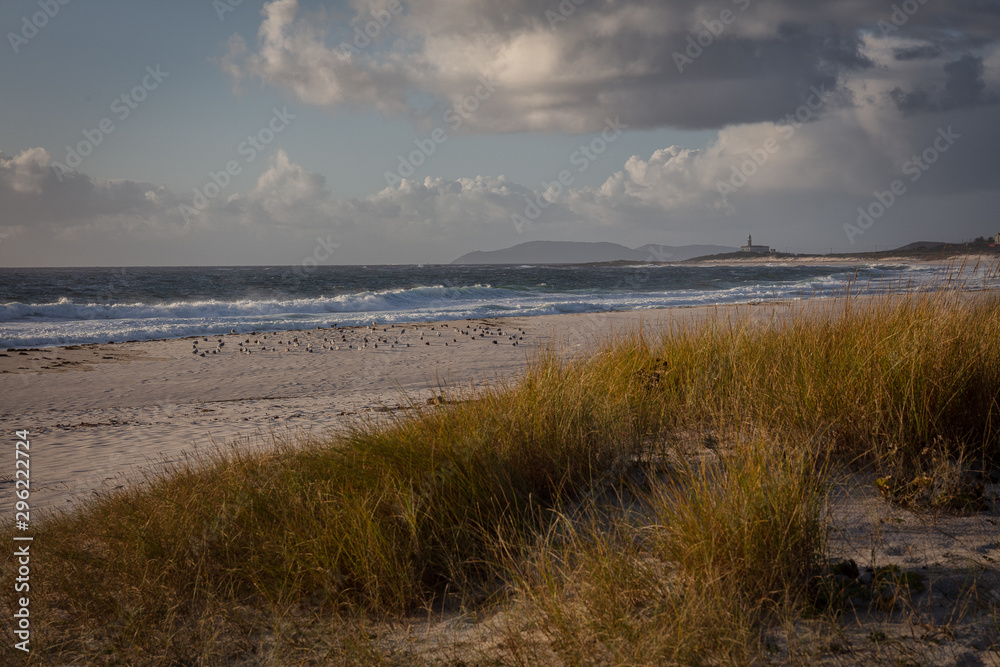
[189,322,526,358]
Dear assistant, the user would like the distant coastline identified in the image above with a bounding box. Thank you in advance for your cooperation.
[451,239,1000,266]
[451,240,737,264]
[684,240,1000,264]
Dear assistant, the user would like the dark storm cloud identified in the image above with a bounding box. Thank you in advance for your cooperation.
[223,0,1000,133]
[943,54,992,107]
[890,54,996,114]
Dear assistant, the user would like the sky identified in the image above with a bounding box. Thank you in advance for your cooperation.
[0,0,998,267]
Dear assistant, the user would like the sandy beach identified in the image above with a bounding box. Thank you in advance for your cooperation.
[1,300,810,512]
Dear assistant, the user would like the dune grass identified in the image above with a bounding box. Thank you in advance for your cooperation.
[645,288,1000,471]
[4,287,999,663]
[9,343,672,662]
[509,437,827,665]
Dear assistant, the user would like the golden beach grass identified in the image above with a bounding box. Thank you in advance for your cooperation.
[4,285,999,664]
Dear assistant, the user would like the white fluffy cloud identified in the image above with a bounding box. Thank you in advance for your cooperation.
[0,147,49,195]
[0,148,176,234]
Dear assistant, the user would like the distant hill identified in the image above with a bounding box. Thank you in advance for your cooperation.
[894,241,947,251]
[451,241,737,264]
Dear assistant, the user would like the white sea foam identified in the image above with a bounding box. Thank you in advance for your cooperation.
[0,263,993,348]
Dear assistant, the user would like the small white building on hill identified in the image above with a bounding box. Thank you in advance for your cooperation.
[740,235,771,254]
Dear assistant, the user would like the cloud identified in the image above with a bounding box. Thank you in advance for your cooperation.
[0,148,175,232]
[943,54,993,107]
[220,0,1000,134]
[226,0,413,115]
[0,147,344,245]
[4,83,1000,264]
[0,148,50,195]
[890,54,998,113]
[244,149,331,224]
[893,44,942,61]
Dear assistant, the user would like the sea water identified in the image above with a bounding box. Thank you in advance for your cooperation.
[0,262,991,348]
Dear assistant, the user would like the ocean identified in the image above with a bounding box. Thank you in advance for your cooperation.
[0,262,992,348]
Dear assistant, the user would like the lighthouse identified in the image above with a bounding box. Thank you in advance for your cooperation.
[741,234,771,254]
